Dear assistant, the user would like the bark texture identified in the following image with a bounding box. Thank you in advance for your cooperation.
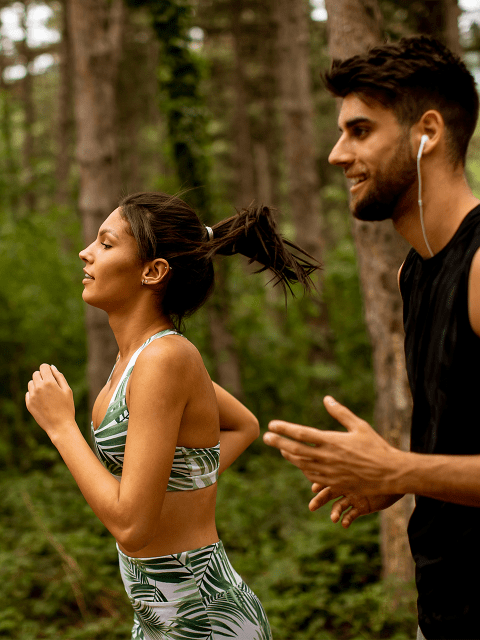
[230,0,256,205]
[56,0,75,207]
[18,1,36,213]
[411,0,462,55]
[325,0,415,582]
[69,0,124,410]
[272,0,323,264]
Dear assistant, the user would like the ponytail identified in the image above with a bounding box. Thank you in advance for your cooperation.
[119,193,320,330]
[207,205,319,295]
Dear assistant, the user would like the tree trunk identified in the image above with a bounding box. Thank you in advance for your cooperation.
[0,39,18,215]
[56,0,75,207]
[18,1,36,214]
[325,0,415,582]
[69,0,125,411]
[207,263,244,400]
[230,0,256,206]
[411,0,462,56]
[272,0,323,264]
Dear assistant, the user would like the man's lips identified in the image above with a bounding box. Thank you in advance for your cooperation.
[347,175,368,193]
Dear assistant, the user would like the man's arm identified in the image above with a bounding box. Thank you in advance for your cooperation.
[468,247,480,337]
[263,396,480,508]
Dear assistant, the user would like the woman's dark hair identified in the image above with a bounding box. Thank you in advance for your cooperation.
[119,192,319,331]
[324,35,479,167]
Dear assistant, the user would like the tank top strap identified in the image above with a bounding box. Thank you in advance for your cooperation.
[111,329,183,404]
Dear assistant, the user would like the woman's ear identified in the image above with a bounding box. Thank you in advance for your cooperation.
[141,259,171,286]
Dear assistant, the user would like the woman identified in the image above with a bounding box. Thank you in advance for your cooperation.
[25,192,317,640]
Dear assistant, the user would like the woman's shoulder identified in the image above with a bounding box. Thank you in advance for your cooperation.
[132,333,202,383]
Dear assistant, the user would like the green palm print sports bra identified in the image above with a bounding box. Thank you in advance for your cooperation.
[91,330,220,491]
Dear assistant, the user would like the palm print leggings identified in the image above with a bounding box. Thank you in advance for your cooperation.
[117,540,272,640]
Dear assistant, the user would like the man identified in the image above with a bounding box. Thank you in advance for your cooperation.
[263,36,480,640]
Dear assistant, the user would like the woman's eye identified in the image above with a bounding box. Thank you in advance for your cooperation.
[101,242,112,249]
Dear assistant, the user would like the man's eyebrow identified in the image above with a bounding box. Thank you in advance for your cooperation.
[339,117,375,132]
[99,227,119,239]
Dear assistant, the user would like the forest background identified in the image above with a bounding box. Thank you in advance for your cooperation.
[0,0,479,638]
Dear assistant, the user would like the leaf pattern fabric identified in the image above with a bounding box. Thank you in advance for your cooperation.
[91,329,220,491]
[118,541,272,640]
[93,329,270,638]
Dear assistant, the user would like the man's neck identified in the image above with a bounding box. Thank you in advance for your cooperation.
[393,168,479,259]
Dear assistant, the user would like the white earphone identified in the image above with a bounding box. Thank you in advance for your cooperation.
[417,134,433,257]
[417,134,429,160]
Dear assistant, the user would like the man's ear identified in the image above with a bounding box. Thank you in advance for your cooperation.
[412,110,444,157]
[141,258,171,286]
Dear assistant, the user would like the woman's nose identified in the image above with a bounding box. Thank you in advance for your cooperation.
[79,242,93,262]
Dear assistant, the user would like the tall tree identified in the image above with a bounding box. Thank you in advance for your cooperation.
[127,0,245,398]
[17,1,36,213]
[55,0,74,207]
[69,0,124,409]
[324,0,415,582]
[407,0,461,54]
[230,0,256,205]
[272,0,324,265]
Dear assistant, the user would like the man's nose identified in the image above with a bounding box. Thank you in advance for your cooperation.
[328,135,353,168]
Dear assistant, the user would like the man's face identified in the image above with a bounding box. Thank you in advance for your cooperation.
[328,94,417,222]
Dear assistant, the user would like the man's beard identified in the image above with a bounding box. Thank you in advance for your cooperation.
[352,137,417,222]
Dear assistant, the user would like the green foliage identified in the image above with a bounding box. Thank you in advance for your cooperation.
[0,466,132,639]
[0,205,88,469]
[10,1,480,638]
[0,455,417,639]
[126,0,214,215]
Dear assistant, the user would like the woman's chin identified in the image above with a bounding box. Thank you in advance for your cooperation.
[81,289,104,310]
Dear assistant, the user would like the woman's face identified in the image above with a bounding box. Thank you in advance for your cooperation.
[79,207,144,312]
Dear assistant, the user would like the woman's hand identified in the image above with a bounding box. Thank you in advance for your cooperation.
[25,364,75,436]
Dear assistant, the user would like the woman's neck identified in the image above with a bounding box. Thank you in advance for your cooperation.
[107,303,174,360]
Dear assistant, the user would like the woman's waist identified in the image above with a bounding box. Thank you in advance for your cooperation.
[117,485,218,558]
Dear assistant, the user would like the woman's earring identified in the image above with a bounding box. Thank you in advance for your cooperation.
[142,279,147,285]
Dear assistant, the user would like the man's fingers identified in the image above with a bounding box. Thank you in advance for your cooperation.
[281,450,316,466]
[323,396,369,433]
[263,431,321,456]
[330,496,352,523]
[309,486,337,512]
[266,421,325,446]
[340,507,361,529]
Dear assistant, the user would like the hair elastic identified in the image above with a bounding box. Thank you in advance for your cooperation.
[205,226,214,241]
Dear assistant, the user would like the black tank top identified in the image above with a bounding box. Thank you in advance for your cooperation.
[400,204,480,639]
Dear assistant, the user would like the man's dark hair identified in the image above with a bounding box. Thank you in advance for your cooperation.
[324,36,479,167]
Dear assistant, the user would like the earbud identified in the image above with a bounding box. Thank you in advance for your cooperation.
[416,134,434,257]
[417,134,429,160]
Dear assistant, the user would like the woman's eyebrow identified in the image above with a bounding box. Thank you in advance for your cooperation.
[98,227,119,239]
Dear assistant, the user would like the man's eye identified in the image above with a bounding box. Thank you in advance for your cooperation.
[101,243,112,249]
[353,127,369,138]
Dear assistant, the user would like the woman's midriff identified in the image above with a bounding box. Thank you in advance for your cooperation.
[116,483,219,558]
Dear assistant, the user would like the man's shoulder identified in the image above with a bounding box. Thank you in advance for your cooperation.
[468,247,480,338]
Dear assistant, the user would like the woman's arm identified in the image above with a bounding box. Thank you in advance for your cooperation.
[26,339,192,553]
[213,382,259,474]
